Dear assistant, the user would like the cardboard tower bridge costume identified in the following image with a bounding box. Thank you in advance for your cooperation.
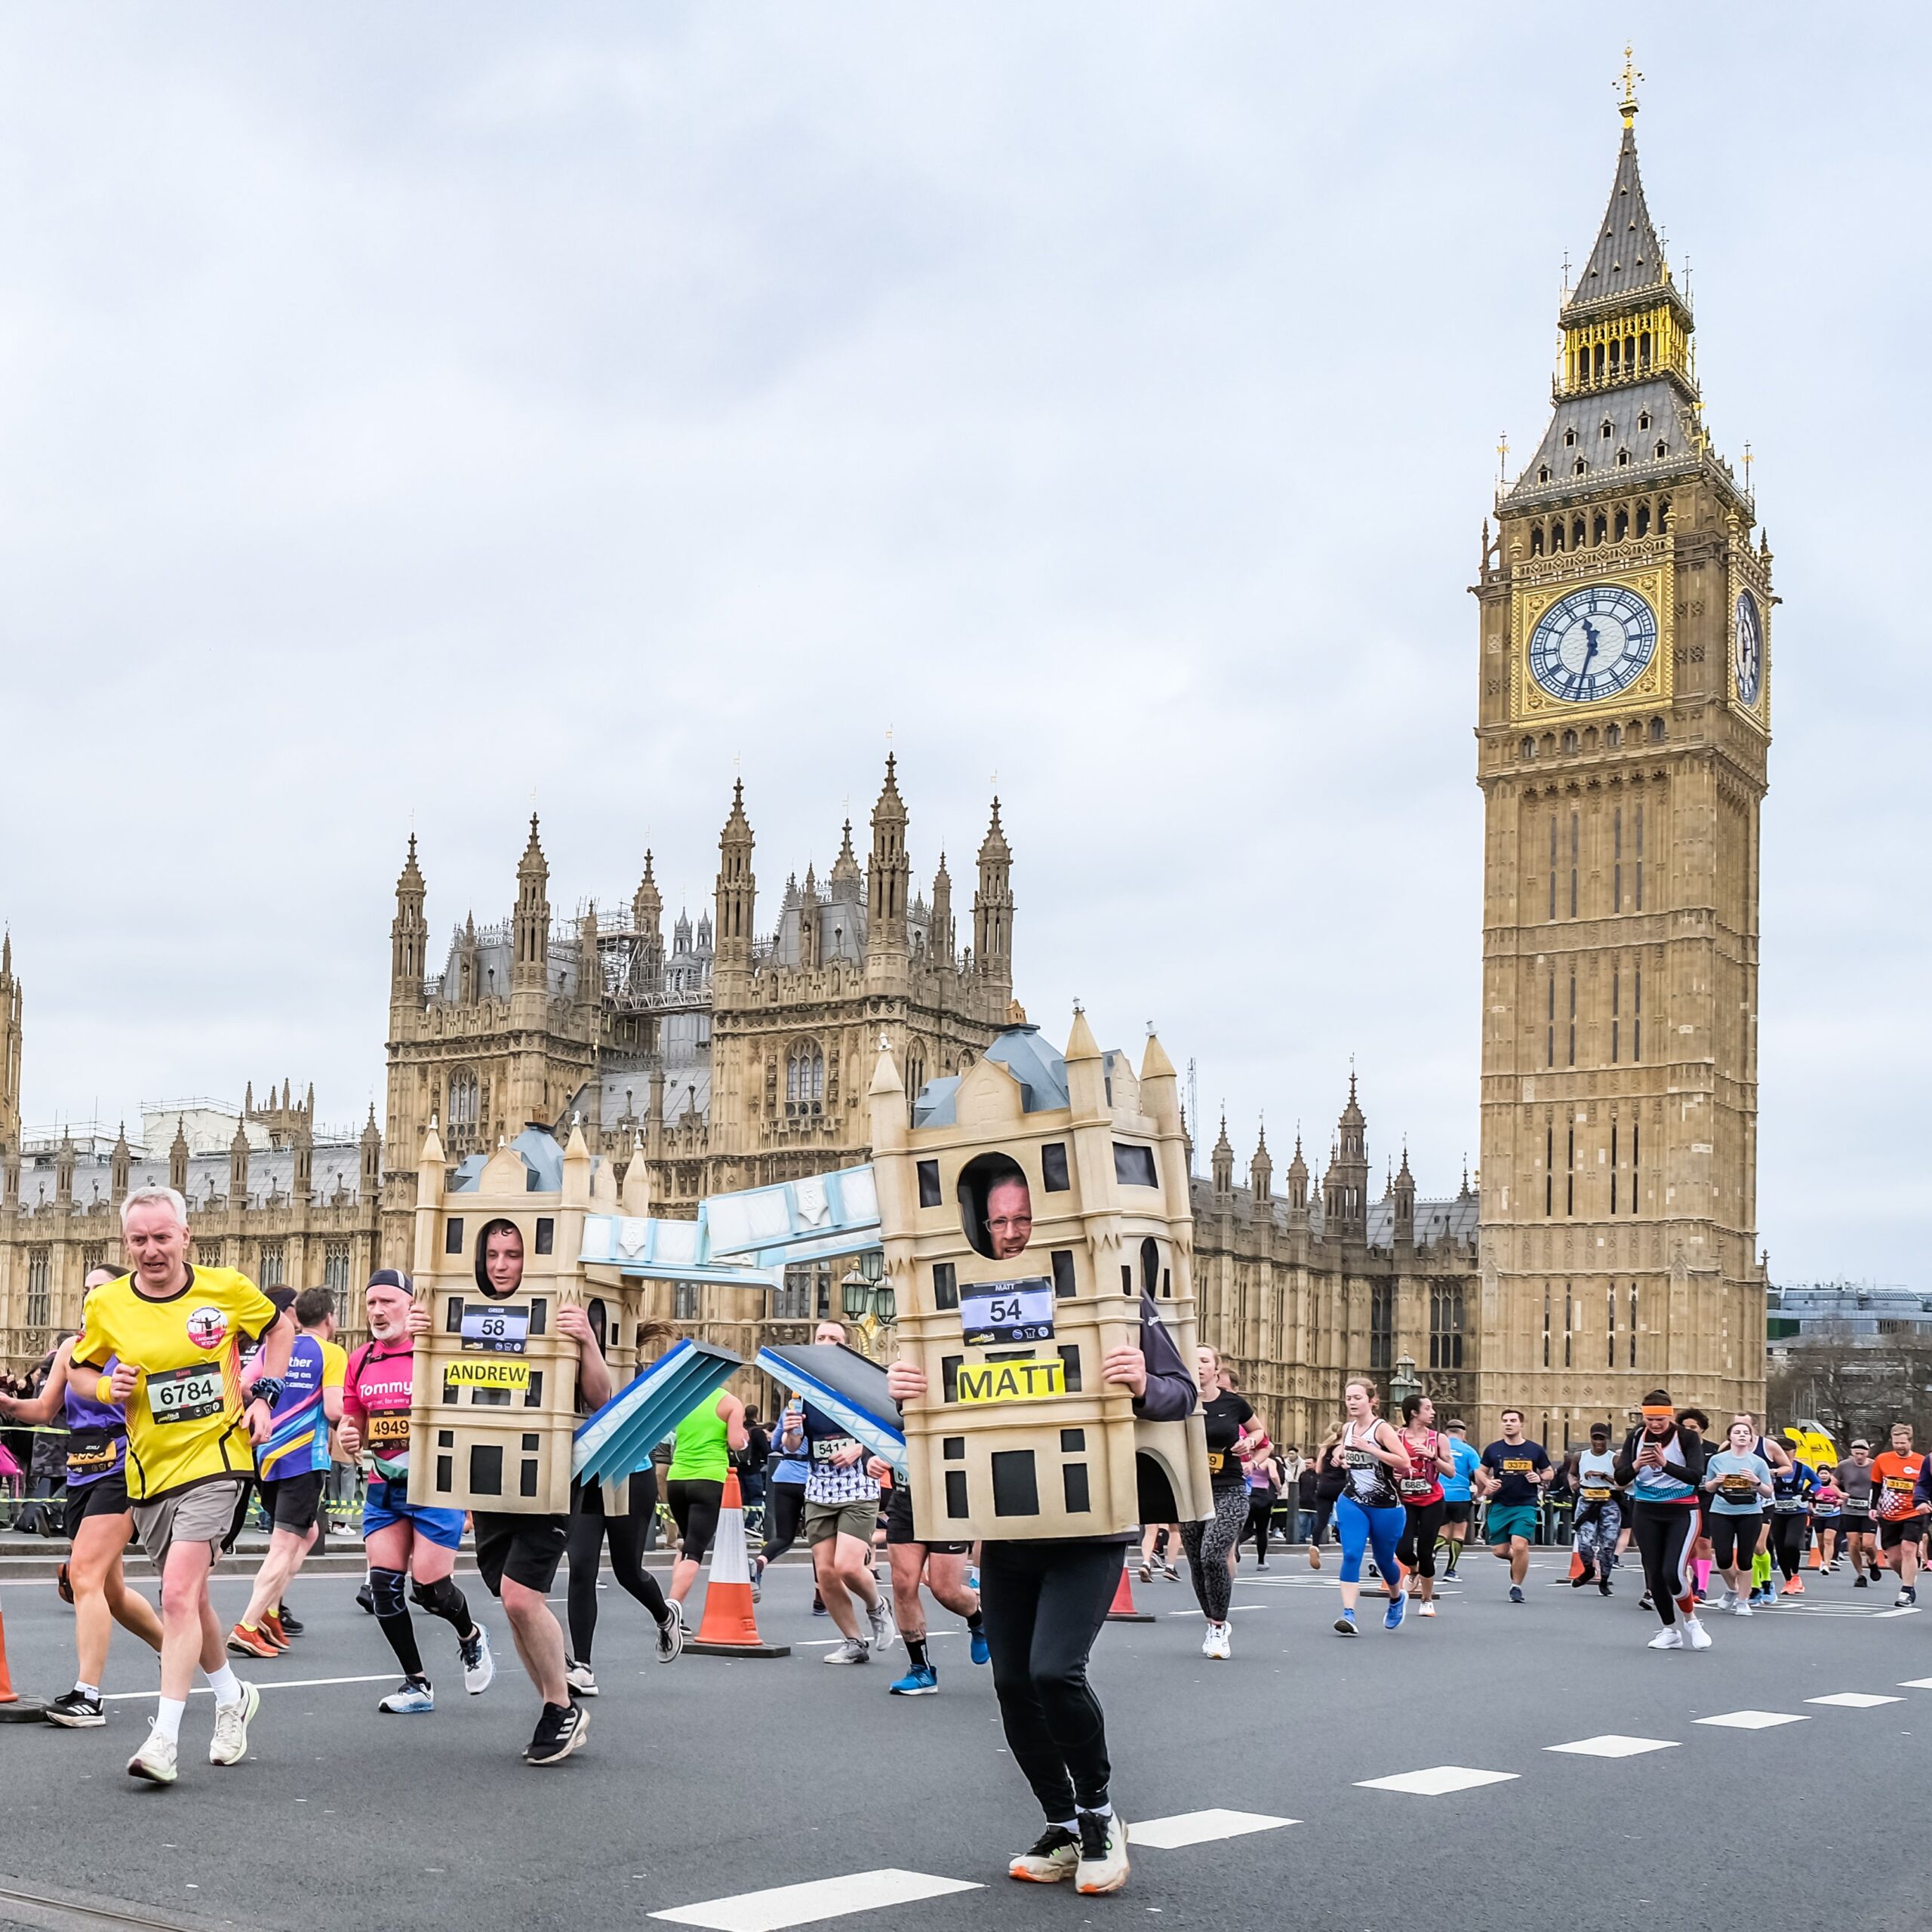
[405,1013,1211,1541]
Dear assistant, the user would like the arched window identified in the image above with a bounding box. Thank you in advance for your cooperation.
[1429,1281,1464,1370]
[1551,519,1565,552]
[1530,525,1545,556]
[1635,501,1651,537]
[1561,728,1579,754]
[906,1044,927,1123]
[1571,516,1586,549]
[1657,495,1671,531]
[1648,716,1666,743]
[785,1041,825,1116]
[1614,506,1629,540]
[1519,736,1536,761]
[1592,512,1608,544]
[449,1068,479,1132]
[1605,722,1621,749]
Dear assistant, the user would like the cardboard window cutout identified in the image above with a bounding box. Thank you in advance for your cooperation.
[475,1218,524,1300]
[958,1153,1030,1260]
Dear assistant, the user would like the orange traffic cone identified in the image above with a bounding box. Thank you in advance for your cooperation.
[1807,1540,1821,1569]
[1106,1554,1156,1623]
[1568,1549,1586,1582]
[0,1596,48,1722]
[685,1472,790,1657]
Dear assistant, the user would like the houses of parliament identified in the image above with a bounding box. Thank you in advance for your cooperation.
[0,75,1770,1449]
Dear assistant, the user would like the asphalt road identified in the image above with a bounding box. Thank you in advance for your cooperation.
[1,1547,1927,1932]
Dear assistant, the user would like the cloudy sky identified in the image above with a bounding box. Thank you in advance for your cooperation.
[2,5,1924,1284]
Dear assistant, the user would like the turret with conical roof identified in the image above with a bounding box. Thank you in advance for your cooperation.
[1285,1131,1309,1218]
[631,851,663,989]
[713,780,756,987]
[511,817,550,994]
[390,835,429,1028]
[1322,1073,1369,1241]
[973,797,1014,995]
[1250,1124,1272,1204]
[866,754,910,987]
[169,1116,189,1196]
[929,852,955,967]
[1211,1113,1234,1198]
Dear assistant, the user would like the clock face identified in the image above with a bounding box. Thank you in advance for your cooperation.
[1733,590,1763,707]
[1527,585,1659,703]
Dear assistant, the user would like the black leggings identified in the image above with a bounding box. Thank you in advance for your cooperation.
[1768,1510,1810,1580]
[761,1480,807,1565]
[568,1479,670,1664]
[1707,1511,1761,1571]
[1310,1471,1347,1546]
[1631,1502,1699,1626]
[1398,1498,1447,1577]
[980,1538,1122,1820]
[666,1478,724,1564]
[1244,1494,1274,1563]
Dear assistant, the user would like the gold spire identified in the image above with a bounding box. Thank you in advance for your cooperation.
[1617,43,1642,127]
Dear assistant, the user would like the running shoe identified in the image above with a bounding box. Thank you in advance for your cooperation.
[811,1592,828,1616]
[1137,1561,1152,1583]
[1897,1589,1914,1608]
[1508,1585,1524,1604]
[1009,1826,1081,1884]
[260,1612,293,1648]
[1160,1561,1181,1581]
[867,1594,897,1652]
[43,1687,106,1727]
[1598,1580,1613,1597]
[969,1622,991,1667]
[1384,1593,1407,1631]
[1638,1592,1654,1611]
[127,1725,179,1784]
[656,1613,685,1663]
[1074,1810,1129,1896]
[460,1623,496,1695]
[889,1663,940,1696]
[56,1563,73,1605]
[1334,1612,1358,1636]
[378,1678,435,1714]
[356,1582,376,1616]
[1780,1577,1801,1596]
[1682,1614,1712,1650]
[1715,1589,1739,1614]
[208,1681,260,1766]
[273,1607,304,1636]
[525,1700,589,1766]
[1854,1574,1869,1589]
[1571,1570,1592,1589]
[1734,1601,1753,1617]
[1905,1585,1919,1605]
[565,1658,598,1697]
[1647,1626,1684,1651]
[227,1623,282,1660]
[1417,1601,1437,1618]
[1307,1544,1321,1571]
[823,1638,870,1665]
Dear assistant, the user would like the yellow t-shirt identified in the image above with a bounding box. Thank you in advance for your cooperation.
[74,1265,279,1500]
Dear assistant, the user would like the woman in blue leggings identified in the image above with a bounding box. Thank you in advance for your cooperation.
[1332,1378,1414,1636]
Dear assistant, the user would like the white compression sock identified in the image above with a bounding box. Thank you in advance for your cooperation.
[205,1663,242,1706]
[153,1697,187,1744]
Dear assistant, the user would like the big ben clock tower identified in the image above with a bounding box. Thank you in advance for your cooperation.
[1472,57,1770,1439]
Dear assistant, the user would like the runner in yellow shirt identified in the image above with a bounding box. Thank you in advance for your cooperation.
[69,1184,294,1787]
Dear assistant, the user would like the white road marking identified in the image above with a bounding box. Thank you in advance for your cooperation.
[648,1868,980,1931]
[1806,1691,1904,1709]
[1130,1809,1298,1848]
[1695,1710,1809,1730]
[1871,1607,1922,1619]
[102,1674,396,1702]
[1898,1677,1932,1690]
[1545,1734,1678,1758]
[1356,1765,1519,1795]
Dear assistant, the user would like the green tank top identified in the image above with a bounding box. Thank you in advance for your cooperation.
[666,1395,731,1482]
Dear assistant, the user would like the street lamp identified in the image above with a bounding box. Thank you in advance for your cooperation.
[841,1267,872,1321]
[1389,1353,1421,1414]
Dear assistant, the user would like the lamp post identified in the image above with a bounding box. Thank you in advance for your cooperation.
[840,1254,896,1358]
[1389,1353,1421,1417]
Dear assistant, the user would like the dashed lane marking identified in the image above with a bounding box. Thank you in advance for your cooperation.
[1694,1710,1808,1730]
[648,1868,980,1931]
[1806,1691,1904,1709]
[1356,1765,1519,1796]
[1129,1809,1298,1849]
[1897,1677,1932,1690]
[1544,1734,1678,1758]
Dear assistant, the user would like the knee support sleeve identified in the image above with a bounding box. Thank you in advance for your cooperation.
[370,1567,408,1620]
[411,1575,471,1626]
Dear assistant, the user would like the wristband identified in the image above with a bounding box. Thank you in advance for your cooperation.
[248,1377,285,1409]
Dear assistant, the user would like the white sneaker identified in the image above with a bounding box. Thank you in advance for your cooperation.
[209,1681,260,1766]
[1074,1810,1130,1895]
[1682,1615,1712,1650]
[867,1595,896,1653]
[1733,1602,1753,1618]
[128,1725,179,1784]
[460,1623,496,1696]
[1204,1621,1232,1660]
[564,1657,598,1697]
[1647,1626,1684,1651]
[1417,1601,1437,1617]
[1200,1623,1218,1659]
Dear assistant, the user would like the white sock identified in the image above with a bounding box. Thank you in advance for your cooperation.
[1051,1819,1078,1833]
[206,1663,242,1706]
[1078,1802,1113,1819]
[75,1681,99,1700]
[153,1696,186,1744]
